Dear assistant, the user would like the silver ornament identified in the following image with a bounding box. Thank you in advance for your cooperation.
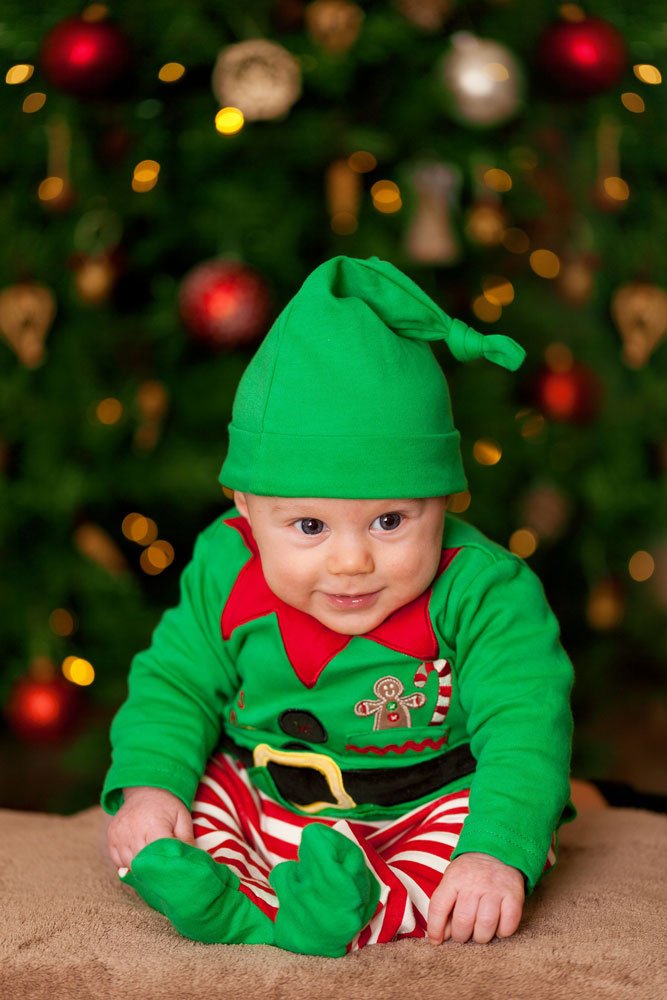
[440,32,524,127]
[212,39,302,122]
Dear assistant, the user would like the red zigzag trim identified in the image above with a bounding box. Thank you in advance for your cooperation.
[345,735,448,755]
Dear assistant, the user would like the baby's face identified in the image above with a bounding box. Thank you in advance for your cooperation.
[234,493,448,636]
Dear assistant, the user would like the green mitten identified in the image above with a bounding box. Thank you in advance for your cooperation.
[119,837,275,945]
[270,823,380,957]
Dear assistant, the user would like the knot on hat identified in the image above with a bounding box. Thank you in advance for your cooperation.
[445,317,526,372]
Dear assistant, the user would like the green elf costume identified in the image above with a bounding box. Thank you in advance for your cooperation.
[101,255,576,956]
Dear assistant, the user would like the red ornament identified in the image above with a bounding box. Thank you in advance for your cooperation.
[40,16,133,97]
[179,260,272,350]
[536,16,627,97]
[5,673,82,744]
[534,362,603,424]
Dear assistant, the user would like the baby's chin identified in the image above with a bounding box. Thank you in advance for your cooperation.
[308,605,392,636]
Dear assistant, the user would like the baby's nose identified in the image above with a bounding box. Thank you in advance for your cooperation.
[327,537,374,576]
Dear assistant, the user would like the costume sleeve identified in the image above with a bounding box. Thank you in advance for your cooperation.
[100,520,240,816]
[446,553,575,893]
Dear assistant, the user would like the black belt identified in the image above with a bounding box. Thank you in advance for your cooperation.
[218,732,476,810]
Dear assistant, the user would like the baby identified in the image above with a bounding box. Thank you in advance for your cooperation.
[102,255,576,957]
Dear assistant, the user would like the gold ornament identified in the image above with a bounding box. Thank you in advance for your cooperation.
[405,162,462,265]
[73,523,128,576]
[305,0,364,54]
[395,0,452,32]
[0,282,56,368]
[211,39,301,121]
[326,159,361,234]
[73,254,116,305]
[134,379,170,451]
[465,197,508,247]
[440,32,524,128]
[610,282,667,369]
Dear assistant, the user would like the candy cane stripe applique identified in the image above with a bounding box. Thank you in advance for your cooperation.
[413,659,452,726]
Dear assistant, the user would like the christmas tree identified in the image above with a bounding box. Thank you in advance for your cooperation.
[1,0,665,813]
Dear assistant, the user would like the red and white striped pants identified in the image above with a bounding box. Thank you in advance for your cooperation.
[191,751,557,953]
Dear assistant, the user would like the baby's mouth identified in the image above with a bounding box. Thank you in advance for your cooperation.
[323,590,381,610]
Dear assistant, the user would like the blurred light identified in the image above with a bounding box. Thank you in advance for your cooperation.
[482,276,514,306]
[545,342,574,372]
[586,579,624,629]
[515,409,546,439]
[62,656,95,686]
[6,64,34,85]
[38,176,64,201]
[371,180,400,199]
[473,439,502,465]
[49,608,76,636]
[633,64,662,85]
[132,176,157,192]
[61,655,77,677]
[348,150,377,173]
[132,160,160,192]
[122,512,140,539]
[472,295,501,323]
[141,540,174,574]
[529,249,560,279]
[371,180,401,213]
[82,3,109,21]
[602,176,629,201]
[159,62,186,83]
[22,92,46,113]
[502,228,530,254]
[96,397,123,424]
[133,159,160,182]
[483,168,512,192]
[215,106,244,134]
[122,513,158,545]
[509,528,538,558]
[628,550,655,582]
[448,490,471,513]
[331,212,357,234]
[153,539,175,561]
[621,92,645,113]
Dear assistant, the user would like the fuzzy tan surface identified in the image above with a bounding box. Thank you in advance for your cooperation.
[0,804,665,1000]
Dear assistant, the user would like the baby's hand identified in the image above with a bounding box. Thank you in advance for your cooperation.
[106,786,195,874]
[427,851,525,945]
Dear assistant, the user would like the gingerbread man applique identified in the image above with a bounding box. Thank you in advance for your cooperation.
[354,675,426,730]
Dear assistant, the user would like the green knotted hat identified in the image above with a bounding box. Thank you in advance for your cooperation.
[219,255,525,499]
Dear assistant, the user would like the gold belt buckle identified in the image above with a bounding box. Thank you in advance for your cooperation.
[252,743,357,814]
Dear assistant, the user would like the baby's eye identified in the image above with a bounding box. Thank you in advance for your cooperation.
[297,518,325,536]
[372,512,402,531]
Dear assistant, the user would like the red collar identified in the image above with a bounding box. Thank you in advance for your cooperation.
[221,516,460,689]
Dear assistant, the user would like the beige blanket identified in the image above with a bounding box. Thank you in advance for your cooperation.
[0,805,665,1000]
